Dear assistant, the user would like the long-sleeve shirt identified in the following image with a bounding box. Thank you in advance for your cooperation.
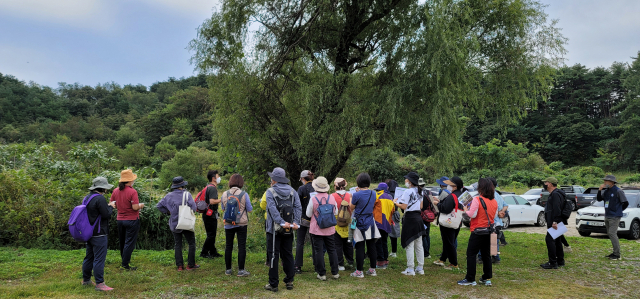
[156,189,197,233]
[265,183,302,234]
[86,192,114,236]
[544,188,565,228]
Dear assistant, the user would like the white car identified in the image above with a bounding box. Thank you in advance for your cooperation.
[575,189,640,240]
[501,194,546,228]
[520,188,544,206]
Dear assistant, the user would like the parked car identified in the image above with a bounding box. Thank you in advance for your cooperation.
[576,188,640,240]
[574,187,600,209]
[538,185,586,211]
[462,193,545,228]
[520,188,544,205]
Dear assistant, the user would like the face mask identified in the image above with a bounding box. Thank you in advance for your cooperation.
[447,185,454,192]
[543,184,548,191]
[405,182,411,188]
[216,177,222,184]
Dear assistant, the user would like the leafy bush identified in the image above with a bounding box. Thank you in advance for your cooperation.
[159,146,219,190]
[624,173,640,183]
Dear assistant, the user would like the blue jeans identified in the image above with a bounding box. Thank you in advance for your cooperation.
[82,235,108,284]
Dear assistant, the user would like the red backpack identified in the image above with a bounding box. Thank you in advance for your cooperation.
[195,184,214,213]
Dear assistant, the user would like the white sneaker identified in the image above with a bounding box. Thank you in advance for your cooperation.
[389,253,397,258]
[332,274,340,279]
[338,266,345,271]
[317,274,327,281]
[401,268,415,276]
[433,260,445,266]
[415,267,424,275]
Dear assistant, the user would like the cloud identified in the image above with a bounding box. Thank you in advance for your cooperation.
[138,0,216,18]
[0,0,116,31]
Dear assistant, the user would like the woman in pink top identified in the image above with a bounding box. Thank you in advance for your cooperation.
[305,176,339,281]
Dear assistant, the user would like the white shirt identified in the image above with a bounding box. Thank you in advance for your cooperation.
[398,187,422,212]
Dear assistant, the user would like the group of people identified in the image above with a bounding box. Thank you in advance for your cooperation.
[78,167,627,292]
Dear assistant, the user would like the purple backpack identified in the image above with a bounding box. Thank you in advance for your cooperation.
[68,194,101,242]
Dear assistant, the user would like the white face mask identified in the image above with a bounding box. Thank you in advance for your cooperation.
[216,177,222,184]
[405,181,411,188]
[447,185,454,192]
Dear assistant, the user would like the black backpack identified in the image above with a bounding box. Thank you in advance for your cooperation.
[561,198,572,220]
[268,188,295,235]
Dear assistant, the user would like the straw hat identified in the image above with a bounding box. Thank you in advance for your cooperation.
[119,169,138,182]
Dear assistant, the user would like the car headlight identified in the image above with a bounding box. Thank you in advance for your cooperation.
[577,211,583,217]
[622,213,629,217]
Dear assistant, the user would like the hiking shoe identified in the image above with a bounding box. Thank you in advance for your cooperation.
[500,242,508,246]
[564,246,572,253]
[479,279,492,286]
[338,266,346,271]
[294,268,303,275]
[425,255,431,259]
[416,267,425,275]
[225,269,233,275]
[332,274,340,279]
[444,264,459,270]
[285,282,294,290]
[366,268,377,276]
[609,255,621,260]
[317,274,327,281]
[540,262,558,269]
[95,283,113,291]
[457,279,476,286]
[237,269,250,277]
[605,253,615,258]
[82,280,95,287]
[120,265,137,271]
[389,252,397,258]
[211,252,223,258]
[350,270,364,278]
[401,268,415,276]
[376,261,387,269]
[264,284,278,292]
[433,260,445,266]
[177,266,184,271]
[187,264,200,270]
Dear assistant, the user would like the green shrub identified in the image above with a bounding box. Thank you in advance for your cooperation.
[159,146,219,190]
[624,173,640,183]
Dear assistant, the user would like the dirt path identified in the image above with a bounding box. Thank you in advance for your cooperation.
[504,211,582,237]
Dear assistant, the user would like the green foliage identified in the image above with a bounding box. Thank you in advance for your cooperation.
[159,146,219,190]
[119,139,152,167]
[624,173,640,184]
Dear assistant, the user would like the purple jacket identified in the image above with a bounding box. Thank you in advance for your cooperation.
[156,189,197,233]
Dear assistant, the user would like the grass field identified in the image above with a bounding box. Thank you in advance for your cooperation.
[2,223,639,299]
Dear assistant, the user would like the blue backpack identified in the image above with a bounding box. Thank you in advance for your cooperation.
[68,194,101,242]
[223,191,245,225]
[314,196,337,229]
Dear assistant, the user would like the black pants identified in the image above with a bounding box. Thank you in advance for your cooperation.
[295,225,313,270]
[439,226,459,266]
[173,230,196,267]
[82,235,108,284]
[334,233,353,266]
[390,237,398,253]
[355,239,377,271]
[499,228,507,244]
[225,226,247,270]
[201,213,219,256]
[376,230,389,261]
[465,233,492,281]
[117,219,140,267]
[268,232,295,288]
[422,223,431,256]
[545,232,565,264]
[311,234,339,276]
[559,235,569,247]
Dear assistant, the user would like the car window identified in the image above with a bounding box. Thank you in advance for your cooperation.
[524,189,541,195]
[585,188,599,194]
[514,196,529,205]
[503,196,518,205]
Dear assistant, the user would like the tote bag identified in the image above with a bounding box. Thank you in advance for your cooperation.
[438,193,463,229]
[176,191,196,231]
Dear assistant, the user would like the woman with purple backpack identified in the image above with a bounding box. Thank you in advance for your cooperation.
[81,177,116,291]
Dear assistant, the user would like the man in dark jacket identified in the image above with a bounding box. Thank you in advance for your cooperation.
[597,175,628,260]
[295,170,315,274]
[541,177,566,269]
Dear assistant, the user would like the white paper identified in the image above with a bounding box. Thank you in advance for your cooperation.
[394,187,407,200]
[310,192,318,199]
[547,222,568,240]
[348,187,357,195]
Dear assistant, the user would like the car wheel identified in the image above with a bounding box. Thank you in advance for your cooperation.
[569,200,576,211]
[502,216,510,229]
[578,231,591,237]
[535,212,546,227]
[626,220,640,240]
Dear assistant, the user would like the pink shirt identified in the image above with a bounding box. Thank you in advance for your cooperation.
[306,193,338,236]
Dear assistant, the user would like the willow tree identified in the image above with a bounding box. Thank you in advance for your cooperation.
[189,0,565,187]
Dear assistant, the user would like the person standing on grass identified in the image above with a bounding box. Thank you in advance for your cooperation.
[349,172,380,278]
[306,176,340,281]
[264,167,302,293]
[477,177,508,265]
[374,182,395,269]
[111,169,143,271]
[419,178,433,259]
[221,174,253,277]
[432,177,465,270]
[385,179,401,258]
[597,175,628,260]
[458,178,498,286]
[156,177,199,271]
[295,170,315,274]
[540,177,566,269]
[82,177,116,291]
[394,172,425,276]
[200,170,223,259]
[332,178,354,270]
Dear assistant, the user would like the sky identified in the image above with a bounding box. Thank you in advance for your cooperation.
[0,0,639,89]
